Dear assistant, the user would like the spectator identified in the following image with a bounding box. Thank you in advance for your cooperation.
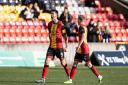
[96,21,103,42]
[33,2,42,19]
[69,22,78,36]
[19,1,40,20]
[102,25,111,43]
[33,2,42,13]
[59,6,72,36]
[87,19,98,42]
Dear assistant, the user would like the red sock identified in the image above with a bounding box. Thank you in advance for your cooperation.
[64,64,70,77]
[42,65,49,79]
[70,66,76,80]
[91,66,100,77]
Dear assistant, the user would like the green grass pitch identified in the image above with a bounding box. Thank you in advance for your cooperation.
[0,66,128,85]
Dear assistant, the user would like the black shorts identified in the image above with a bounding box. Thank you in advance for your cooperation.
[46,47,64,59]
[74,53,90,62]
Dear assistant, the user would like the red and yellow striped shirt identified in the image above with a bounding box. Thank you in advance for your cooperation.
[48,21,66,48]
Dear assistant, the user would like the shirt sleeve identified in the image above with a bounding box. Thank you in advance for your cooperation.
[48,22,52,33]
[61,22,67,36]
[79,26,85,34]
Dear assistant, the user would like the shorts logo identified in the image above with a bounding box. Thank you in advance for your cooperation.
[60,52,63,57]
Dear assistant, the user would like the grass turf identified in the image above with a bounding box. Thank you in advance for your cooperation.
[0,66,128,85]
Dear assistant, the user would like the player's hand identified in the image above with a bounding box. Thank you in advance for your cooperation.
[76,46,80,51]
[64,47,68,52]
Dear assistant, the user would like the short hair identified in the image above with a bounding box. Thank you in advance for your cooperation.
[78,15,84,22]
[51,9,58,16]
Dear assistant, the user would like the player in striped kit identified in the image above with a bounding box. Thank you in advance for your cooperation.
[35,10,70,83]
[64,15,103,84]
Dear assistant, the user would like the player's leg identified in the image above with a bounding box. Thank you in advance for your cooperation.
[64,60,79,84]
[64,53,80,84]
[35,48,54,83]
[60,58,70,77]
[85,54,103,83]
[56,48,70,78]
[69,53,82,81]
[35,57,52,83]
[70,60,78,80]
[42,57,52,80]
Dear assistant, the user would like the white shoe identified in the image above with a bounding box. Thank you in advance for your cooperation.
[35,78,45,83]
[98,75,103,83]
[64,80,72,84]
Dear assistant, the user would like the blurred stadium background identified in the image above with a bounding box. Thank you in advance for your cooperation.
[0,0,128,85]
